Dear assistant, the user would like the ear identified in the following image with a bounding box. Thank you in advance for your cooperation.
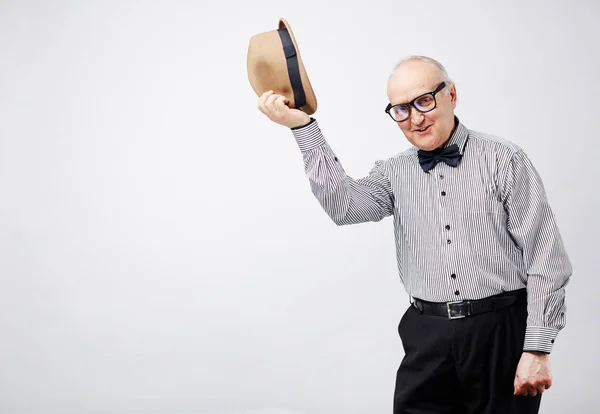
[449,84,457,108]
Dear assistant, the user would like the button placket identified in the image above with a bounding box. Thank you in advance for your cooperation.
[437,164,459,295]
[436,165,452,292]
[440,176,450,245]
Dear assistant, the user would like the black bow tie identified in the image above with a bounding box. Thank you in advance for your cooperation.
[417,144,462,172]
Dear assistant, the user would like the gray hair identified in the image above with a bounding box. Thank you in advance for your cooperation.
[390,55,454,93]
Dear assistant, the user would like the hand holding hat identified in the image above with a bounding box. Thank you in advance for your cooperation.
[257,89,311,129]
[247,18,317,129]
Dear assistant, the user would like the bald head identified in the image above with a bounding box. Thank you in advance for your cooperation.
[387,56,452,102]
[385,56,458,151]
[389,56,452,81]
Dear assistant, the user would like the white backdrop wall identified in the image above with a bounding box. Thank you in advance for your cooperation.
[0,0,598,413]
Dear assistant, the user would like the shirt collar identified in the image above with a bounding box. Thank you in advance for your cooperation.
[444,116,469,155]
[408,116,469,157]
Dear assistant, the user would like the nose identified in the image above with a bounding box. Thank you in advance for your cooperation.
[410,107,425,126]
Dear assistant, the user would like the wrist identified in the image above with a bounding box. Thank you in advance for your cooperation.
[523,326,559,354]
[289,116,312,130]
[290,118,325,152]
[523,351,549,357]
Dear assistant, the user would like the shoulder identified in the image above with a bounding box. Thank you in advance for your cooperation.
[373,146,418,171]
[466,128,524,158]
[468,129,544,179]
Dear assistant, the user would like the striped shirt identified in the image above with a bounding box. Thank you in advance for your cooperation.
[290,116,572,354]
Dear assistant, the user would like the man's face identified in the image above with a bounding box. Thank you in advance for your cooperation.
[386,60,457,151]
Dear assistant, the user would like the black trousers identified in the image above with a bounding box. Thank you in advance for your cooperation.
[393,289,542,414]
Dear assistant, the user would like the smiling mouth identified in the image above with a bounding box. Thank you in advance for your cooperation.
[414,125,431,133]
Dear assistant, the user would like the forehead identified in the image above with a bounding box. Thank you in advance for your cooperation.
[387,60,443,104]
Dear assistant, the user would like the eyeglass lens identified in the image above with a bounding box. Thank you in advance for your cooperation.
[390,94,436,121]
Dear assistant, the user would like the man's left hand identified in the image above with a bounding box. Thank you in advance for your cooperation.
[513,351,552,396]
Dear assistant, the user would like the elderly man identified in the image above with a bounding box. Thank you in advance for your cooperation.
[257,56,572,413]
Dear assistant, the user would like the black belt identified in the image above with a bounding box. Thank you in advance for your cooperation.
[411,289,526,319]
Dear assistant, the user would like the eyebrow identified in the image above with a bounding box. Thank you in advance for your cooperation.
[392,82,445,106]
[392,90,428,106]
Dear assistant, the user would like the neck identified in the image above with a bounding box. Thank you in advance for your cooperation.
[436,117,458,149]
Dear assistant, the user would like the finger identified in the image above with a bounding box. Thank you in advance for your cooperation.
[517,383,532,397]
[266,93,280,107]
[258,90,273,107]
[276,94,290,106]
[262,94,278,116]
[527,384,541,397]
[536,384,546,395]
[258,90,274,112]
[516,386,528,397]
[273,95,289,112]
[259,90,274,102]
[265,94,286,119]
[258,100,266,115]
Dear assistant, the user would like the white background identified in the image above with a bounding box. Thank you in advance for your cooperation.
[1,0,598,413]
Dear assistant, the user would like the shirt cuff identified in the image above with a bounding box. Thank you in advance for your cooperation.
[523,326,559,354]
[290,118,326,152]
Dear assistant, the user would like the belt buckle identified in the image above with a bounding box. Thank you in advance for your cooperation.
[446,300,467,319]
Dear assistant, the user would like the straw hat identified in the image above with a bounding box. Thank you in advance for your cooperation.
[247,18,317,115]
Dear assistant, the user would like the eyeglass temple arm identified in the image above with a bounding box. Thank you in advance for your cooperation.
[385,81,447,113]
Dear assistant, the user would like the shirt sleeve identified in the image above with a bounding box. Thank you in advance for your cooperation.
[500,149,573,354]
[290,118,394,225]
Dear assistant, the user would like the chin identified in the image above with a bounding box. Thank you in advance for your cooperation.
[411,134,442,151]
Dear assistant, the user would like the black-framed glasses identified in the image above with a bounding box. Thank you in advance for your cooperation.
[385,82,447,122]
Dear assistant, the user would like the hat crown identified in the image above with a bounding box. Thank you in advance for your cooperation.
[246,18,317,115]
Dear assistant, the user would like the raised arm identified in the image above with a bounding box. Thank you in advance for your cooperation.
[258,91,394,225]
[291,119,394,225]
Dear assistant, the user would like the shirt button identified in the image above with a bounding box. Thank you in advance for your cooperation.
[445,225,451,230]
[439,174,444,179]
[447,239,451,244]
[451,273,456,279]
[441,191,447,196]
[454,290,460,295]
